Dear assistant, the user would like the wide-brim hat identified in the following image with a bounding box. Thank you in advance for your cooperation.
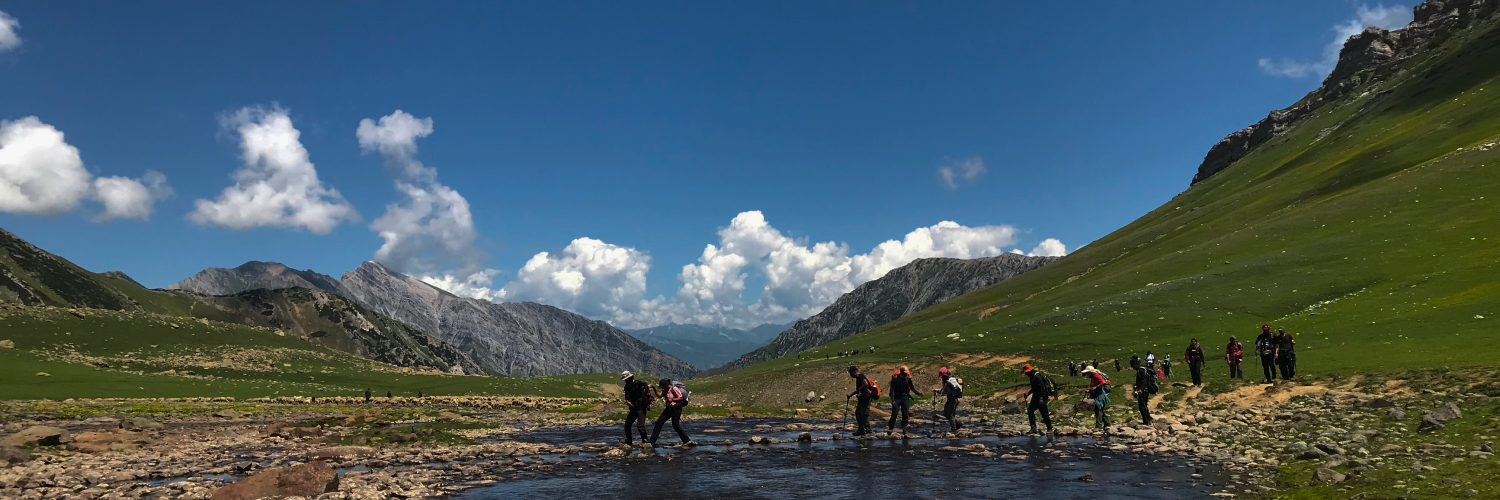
[620,370,634,380]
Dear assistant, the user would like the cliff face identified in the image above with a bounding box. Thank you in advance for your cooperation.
[340,262,697,379]
[1191,0,1500,185]
[166,261,344,296]
[709,254,1056,375]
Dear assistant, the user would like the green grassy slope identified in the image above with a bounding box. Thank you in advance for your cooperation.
[0,304,610,400]
[697,21,1500,400]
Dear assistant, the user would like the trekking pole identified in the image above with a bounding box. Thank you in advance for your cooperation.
[843,396,850,434]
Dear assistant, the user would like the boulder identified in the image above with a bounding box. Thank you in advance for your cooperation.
[0,340,13,349]
[0,445,28,465]
[209,460,338,500]
[1314,468,1346,484]
[797,432,812,442]
[1000,402,1022,415]
[0,426,72,447]
[1368,398,1395,408]
[1387,409,1406,421]
[1298,448,1329,461]
[805,391,817,403]
[120,417,163,432]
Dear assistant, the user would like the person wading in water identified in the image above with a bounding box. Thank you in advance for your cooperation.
[1019,364,1056,436]
[886,366,916,435]
[649,378,695,446]
[846,366,877,437]
[932,367,964,433]
[620,371,651,446]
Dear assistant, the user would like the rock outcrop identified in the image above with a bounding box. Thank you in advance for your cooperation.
[709,254,1056,375]
[166,261,343,296]
[341,261,696,379]
[1191,0,1500,185]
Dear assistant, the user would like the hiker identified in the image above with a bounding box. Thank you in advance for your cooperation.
[364,389,371,402]
[1083,366,1111,428]
[887,366,917,433]
[846,366,876,436]
[1226,335,1244,379]
[1019,364,1055,435]
[1145,351,1156,368]
[649,378,695,445]
[417,390,423,398]
[1185,339,1205,386]
[932,367,964,432]
[1255,324,1277,383]
[1162,355,1173,378]
[386,391,392,399]
[621,371,651,446]
[1114,359,1122,372]
[1068,362,1078,377]
[1275,327,1297,380]
[1131,357,1155,425]
[1091,359,1099,370]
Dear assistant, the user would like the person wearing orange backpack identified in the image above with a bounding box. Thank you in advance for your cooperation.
[845,366,877,437]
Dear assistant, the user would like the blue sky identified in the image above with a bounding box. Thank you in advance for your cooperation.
[0,2,1412,328]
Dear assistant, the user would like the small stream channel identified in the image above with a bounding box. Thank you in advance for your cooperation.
[456,418,1232,499]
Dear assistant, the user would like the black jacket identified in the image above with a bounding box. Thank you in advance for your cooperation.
[888,373,915,401]
[624,380,650,404]
[1134,366,1152,396]
[854,374,874,401]
[1255,332,1276,356]
[1276,333,1295,358]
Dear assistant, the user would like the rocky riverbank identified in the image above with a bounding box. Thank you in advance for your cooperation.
[0,374,1494,499]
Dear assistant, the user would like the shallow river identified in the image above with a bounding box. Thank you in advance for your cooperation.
[457,418,1231,500]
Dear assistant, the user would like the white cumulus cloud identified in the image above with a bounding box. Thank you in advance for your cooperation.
[0,116,171,221]
[1259,4,1412,78]
[495,211,1053,330]
[358,110,487,283]
[1027,238,1067,257]
[190,106,357,234]
[0,10,21,53]
[938,156,987,189]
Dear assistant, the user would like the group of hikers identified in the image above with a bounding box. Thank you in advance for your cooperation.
[620,371,697,447]
[618,325,1299,445]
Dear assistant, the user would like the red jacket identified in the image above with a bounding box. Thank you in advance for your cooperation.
[1225,340,1244,364]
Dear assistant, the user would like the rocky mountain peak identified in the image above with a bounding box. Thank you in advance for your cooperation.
[167,260,342,296]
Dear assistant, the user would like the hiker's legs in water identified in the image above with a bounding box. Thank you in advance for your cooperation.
[1027,397,1052,431]
[623,406,640,443]
[668,406,689,442]
[1190,362,1203,386]
[887,398,910,430]
[650,405,676,443]
[1137,393,1152,425]
[1260,354,1276,382]
[943,396,960,431]
[854,398,871,434]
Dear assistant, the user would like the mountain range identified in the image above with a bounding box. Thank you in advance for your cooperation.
[623,322,791,371]
[706,253,1058,375]
[168,260,698,380]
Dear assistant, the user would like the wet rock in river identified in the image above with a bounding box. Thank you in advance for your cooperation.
[0,445,28,465]
[0,426,72,447]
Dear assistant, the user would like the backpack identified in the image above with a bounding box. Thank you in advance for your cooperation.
[947,376,964,399]
[1142,367,1160,395]
[670,381,690,405]
[864,375,881,398]
[1258,337,1275,356]
[1037,372,1057,398]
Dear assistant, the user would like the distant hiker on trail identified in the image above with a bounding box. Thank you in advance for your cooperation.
[1091,359,1099,370]
[621,371,651,446]
[1069,362,1078,377]
[1255,324,1277,384]
[1226,336,1244,380]
[1162,355,1173,378]
[932,367,964,433]
[1145,351,1156,368]
[386,391,392,399]
[364,389,371,402]
[886,366,917,434]
[1083,366,1111,428]
[417,390,423,398]
[1114,359,1122,372]
[1275,327,1297,380]
[1019,364,1056,435]
[1131,357,1156,425]
[649,378,695,446]
[846,366,876,436]
[1185,339,1205,386]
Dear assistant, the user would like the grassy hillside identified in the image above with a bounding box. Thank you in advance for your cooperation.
[0,303,611,400]
[696,19,1500,402]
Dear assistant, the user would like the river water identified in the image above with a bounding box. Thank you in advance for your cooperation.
[456,418,1232,500]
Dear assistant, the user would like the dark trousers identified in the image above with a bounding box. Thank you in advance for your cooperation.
[887,398,911,430]
[1090,389,1110,428]
[1260,354,1277,382]
[1162,364,1172,378]
[1229,362,1243,379]
[1278,355,1296,379]
[854,398,872,434]
[1137,392,1152,425]
[1027,397,1052,431]
[1189,362,1203,386]
[650,405,690,443]
[943,396,961,431]
[623,404,648,443]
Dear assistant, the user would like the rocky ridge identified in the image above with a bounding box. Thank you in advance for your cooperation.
[1191,0,1500,184]
[166,261,344,297]
[340,261,696,379]
[710,254,1056,375]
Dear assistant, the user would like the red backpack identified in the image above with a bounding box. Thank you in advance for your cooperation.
[861,375,882,398]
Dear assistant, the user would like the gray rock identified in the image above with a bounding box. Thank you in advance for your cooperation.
[1368,398,1395,408]
[797,432,812,442]
[1315,443,1344,456]
[1299,448,1329,461]
[708,254,1056,375]
[340,261,695,378]
[0,426,72,447]
[805,391,817,403]
[1314,468,1346,484]
[1419,403,1461,433]
[121,417,164,431]
[0,445,28,464]
[1388,409,1406,421]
